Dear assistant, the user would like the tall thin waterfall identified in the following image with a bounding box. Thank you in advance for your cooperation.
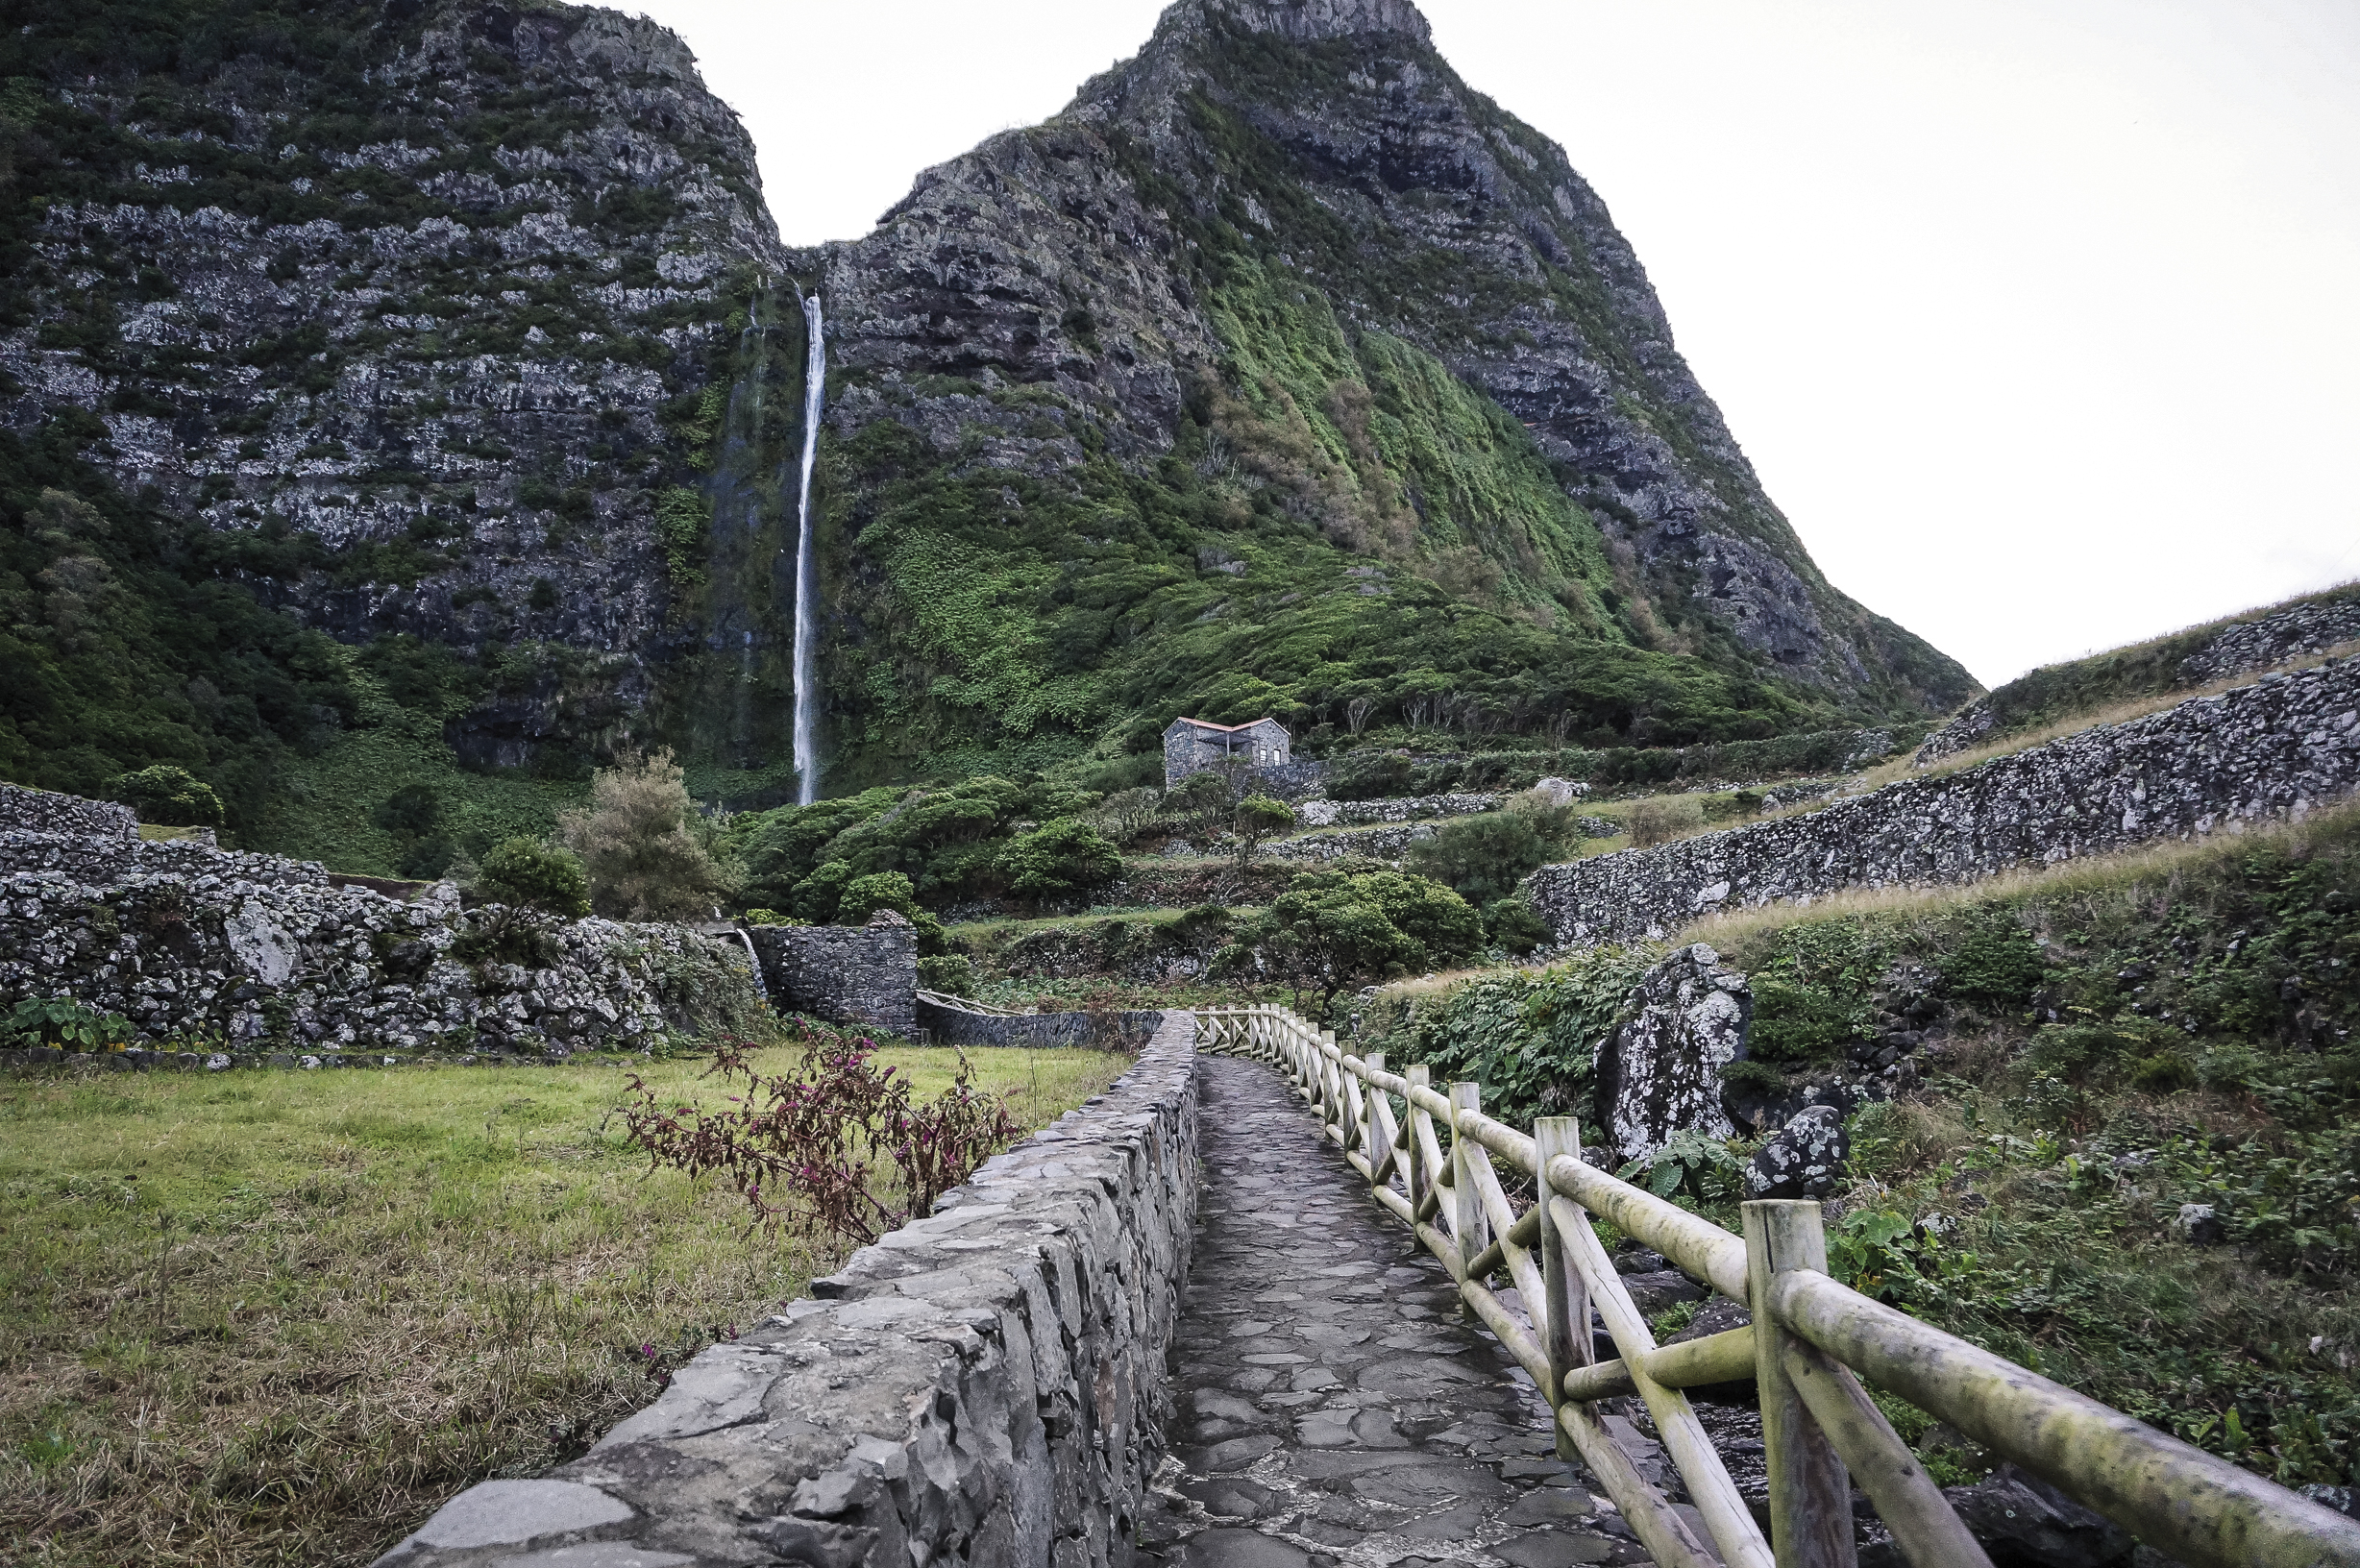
[791,291,825,805]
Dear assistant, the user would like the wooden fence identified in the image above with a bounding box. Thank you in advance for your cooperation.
[1195,1004,2360,1568]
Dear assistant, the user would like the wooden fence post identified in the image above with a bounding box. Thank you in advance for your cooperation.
[1535,1116,1589,1462]
[1450,1082,1488,1299]
[1363,1052,1385,1178]
[1745,1200,1856,1568]
[1405,1065,1431,1216]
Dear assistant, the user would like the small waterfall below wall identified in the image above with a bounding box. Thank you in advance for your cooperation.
[791,291,826,806]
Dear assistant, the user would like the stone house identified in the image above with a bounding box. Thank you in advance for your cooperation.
[1163,716,1291,788]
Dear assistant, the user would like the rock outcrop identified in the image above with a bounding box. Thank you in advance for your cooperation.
[1596,942,1750,1164]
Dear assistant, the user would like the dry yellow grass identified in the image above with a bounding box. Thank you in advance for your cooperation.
[0,1044,1132,1568]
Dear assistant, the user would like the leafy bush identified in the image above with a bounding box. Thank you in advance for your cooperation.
[1481,896,1548,955]
[1406,808,1576,904]
[1232,793,1295,866]
[558,749,738,920]
[916,954,975,996]
[470,836,590,919]
[996,819,1123,903]
[107,764,223,827]
[1326,751,1414,800]
[1225,868,1480,1010]
[1938,918,2050,1011]
[617,1023,1021,1246]
[3,996,133,1052]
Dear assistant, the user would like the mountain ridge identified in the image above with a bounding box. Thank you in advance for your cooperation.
[0,0,1974,865]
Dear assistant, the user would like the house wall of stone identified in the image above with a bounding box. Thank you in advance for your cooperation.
[1529,658,2360,948]
[748,914,918,1036]
[374,1011,1203,1568]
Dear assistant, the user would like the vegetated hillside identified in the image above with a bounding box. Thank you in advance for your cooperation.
[800,0,1976,788]
[1365,810,2360,1496]
[0,0,1975,872]
[0,0,799,850]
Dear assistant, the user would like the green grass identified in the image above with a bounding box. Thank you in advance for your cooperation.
[0,1045,1132,1567]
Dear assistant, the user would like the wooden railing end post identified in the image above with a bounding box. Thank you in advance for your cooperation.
[1744,1199,1856,1568]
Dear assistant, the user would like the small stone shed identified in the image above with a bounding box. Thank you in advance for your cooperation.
[1163,716,1291,788]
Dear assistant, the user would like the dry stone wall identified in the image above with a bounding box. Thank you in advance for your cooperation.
[1530,657,2360,948]
[1295,792,1499,827]
[375,1012,1202,1568]
[1,829,328,891]
[748,915,918,1036]
[1919,591,2360,763]
[0,783,137,840]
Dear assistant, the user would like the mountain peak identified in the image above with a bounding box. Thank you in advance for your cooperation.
[1197,0,1434,44]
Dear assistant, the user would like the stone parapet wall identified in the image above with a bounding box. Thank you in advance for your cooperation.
[917,998,1166,1050]
[0,783,137,840]
[2,869,753,1052]
[748,915,918,1035]
[1530,658,2360,948]
[1,828,329,889]
[375,1011,1202,1568]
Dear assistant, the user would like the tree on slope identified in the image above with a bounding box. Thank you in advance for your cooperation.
[559,749,738,921]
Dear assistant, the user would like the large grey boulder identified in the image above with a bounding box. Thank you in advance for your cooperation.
[1598,943,1752,1165]
[1744,1104,1848,1199]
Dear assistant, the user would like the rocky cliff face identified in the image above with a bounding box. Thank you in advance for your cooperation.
[799,0,1973,783]
[0,0,789,775]
[1,0,1973,846]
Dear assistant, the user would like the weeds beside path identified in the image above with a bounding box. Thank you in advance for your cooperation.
[0,1046,1131,1568]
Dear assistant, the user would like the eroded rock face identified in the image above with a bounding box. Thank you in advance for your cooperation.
[1597,943,1750,1165]
[1531,658,2360,948]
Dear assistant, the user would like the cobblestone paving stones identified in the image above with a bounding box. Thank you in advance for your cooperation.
[1143,1056,1657,1568]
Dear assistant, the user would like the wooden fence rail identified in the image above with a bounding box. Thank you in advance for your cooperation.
[1195,1004,2360,1568]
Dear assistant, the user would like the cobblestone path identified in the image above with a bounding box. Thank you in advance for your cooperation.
[1144,1055,1659,1568]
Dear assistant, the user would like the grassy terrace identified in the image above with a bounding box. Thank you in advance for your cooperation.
[0,1046,1132,1567]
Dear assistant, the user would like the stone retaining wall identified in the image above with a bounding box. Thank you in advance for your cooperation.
[748,915,918,1036]
[0,781,136,839]
[916,998,1167,1050]
[2,828,329,889]
[1295,792,1498,827]
[1261,821,1435,863]
[1529,657,2360,947]
[2,867,756,1052]
[375,1010,1203,1568]
[1919,590,2360,763]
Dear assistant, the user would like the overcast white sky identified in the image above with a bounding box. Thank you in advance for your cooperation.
[628,0,2360,689]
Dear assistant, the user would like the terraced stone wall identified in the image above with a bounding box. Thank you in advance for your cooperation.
[1530,658,2360,947]
[375,1012,1203,1568]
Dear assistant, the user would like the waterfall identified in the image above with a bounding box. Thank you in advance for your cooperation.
[791,291,826,806]
[732,927,771,1003]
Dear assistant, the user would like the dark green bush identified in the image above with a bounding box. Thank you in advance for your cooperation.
[471,836,590,919]
[108,764,223,827]
[998,819,1124,903]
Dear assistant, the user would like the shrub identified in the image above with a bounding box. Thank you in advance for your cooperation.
[617,1023,1021,1246]
[471,836,591,919]
[1408,811,1553,904]
[997,818,1123,903]
[837,869,951,953]
[107,765,224,827]
[3,997,134,1052]
[1226,869,1481,1011]
[1482,897,1548,955]
[1625,796,1704,847]
[1233,793,1296,867]
[917,954,975,996]
[1326,751,1414,801]
[559,748,739,920]
[1937,918,2049,1011]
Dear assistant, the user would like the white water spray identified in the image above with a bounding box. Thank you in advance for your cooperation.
[791,291,825,805]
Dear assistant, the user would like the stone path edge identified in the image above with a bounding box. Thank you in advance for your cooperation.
[374,1010,1200,1568]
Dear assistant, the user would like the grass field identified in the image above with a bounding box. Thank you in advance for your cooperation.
[0,1045,1133,1567]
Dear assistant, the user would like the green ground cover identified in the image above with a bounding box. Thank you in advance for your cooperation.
[1364,807,2360,1492]
[0,1044,1131,1567]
